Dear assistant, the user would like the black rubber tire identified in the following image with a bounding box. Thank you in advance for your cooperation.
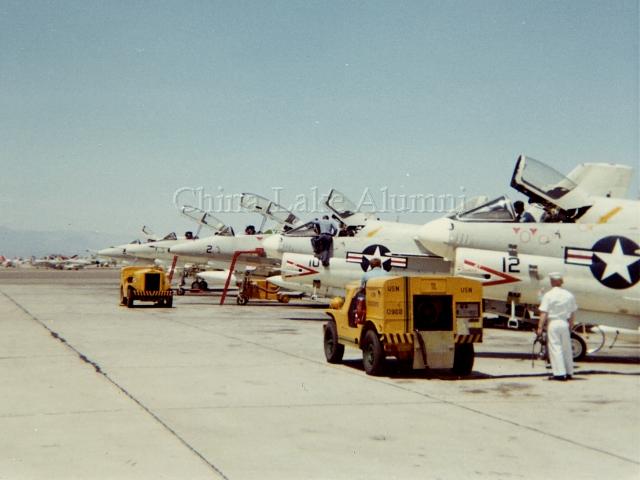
[362,329,385,376]
[119,287,126,306]
[236,295,248,305]
[199,280,208,290]
[126,287,135,308]
[452,343,474,375]
[165,296,173,308]
[191,280,200,290]
[570,331,587,361]
[278,294,290,304]
[324,321,344,364]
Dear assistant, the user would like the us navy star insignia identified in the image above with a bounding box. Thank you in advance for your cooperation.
[565,236,640,289]
[346,244,408,272]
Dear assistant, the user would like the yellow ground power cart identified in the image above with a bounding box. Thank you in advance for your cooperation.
[119,266,173,308]
[236,274,292,305]
[324,276,483,376]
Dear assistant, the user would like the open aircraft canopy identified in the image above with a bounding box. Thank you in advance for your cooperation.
[510,155,592,219]
[180,206,234,236]
[324,189,376,228]
[324,189,360,219]
[240,193,300,230]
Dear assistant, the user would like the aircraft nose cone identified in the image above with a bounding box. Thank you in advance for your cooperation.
[416,218,455,259]
[261,234,284,259]
[97,247,125,258]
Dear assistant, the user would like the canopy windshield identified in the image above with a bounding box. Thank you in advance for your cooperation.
[455,196,516,222]
[282,221,318,237]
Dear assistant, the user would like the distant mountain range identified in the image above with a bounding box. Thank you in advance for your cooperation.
[0,225,130,258]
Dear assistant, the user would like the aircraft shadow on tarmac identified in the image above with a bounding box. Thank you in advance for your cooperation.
[202,301,331,308]
[338,358,640,381]
[284,317,329,322]
[476,351,640,365]
[227,302,330,308]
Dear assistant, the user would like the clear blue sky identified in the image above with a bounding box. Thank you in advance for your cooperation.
[1,0,637,240]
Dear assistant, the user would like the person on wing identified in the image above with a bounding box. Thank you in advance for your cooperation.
[537,272,577,381]
[312,215,338,267]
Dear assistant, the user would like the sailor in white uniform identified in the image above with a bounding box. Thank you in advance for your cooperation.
[537,272,577,381]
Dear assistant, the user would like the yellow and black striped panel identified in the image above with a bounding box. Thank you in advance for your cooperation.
[454,330,483,344]
[382,333,414,345]
[134,290,173,297]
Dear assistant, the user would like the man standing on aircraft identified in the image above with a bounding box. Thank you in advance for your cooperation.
[537,272,577,381]
[313,215,338,267]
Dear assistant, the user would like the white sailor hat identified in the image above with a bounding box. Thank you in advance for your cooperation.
[548,272,564,280]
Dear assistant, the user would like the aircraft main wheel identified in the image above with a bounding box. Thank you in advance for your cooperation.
[362,329,385,376]
[126,287,135,308]
[452,343,475,376]
[570,332,587,361]
[324,321,344,364]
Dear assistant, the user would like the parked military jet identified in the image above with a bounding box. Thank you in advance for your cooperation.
[170,186,456,284]
[97,206,232,268]
[269,156,639,359]
[167,193,307,275]
[419,157,639,357]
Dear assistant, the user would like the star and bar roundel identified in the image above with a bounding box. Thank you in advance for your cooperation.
[346,244,408,272]
[565,236,640,290]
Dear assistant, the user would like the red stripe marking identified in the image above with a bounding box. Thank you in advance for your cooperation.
[566,253,592,260]
[283,260,319,278]
[463,259,520,287]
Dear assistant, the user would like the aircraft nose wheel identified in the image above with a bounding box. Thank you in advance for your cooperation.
[570,332,587,361]
[571,324,606,360]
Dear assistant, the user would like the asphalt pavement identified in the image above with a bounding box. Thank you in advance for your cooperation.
[1,269,638,480]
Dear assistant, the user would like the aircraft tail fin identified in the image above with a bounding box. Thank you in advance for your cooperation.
[567,163,633,199]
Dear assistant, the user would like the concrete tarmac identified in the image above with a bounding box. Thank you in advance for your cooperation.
[0,269,638,480]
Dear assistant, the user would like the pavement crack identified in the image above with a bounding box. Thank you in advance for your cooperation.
[1,290,229,480]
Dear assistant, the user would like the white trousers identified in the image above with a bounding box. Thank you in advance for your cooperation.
[547,319,573,377]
